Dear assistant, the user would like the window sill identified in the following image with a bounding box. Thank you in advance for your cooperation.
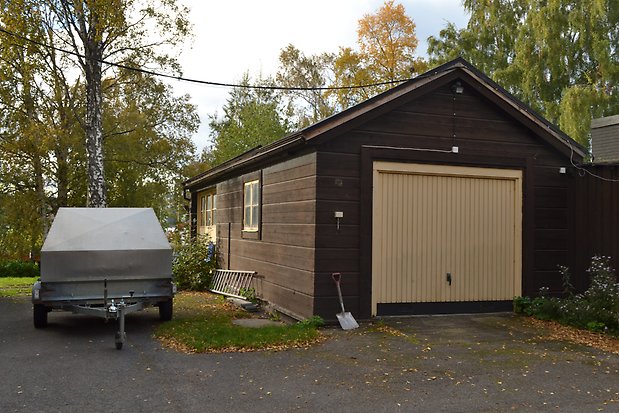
[241,229,261,240]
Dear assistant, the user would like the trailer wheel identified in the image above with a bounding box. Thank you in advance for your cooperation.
[33,304,48,328]
[115,341,123,350]
[159,299,173,321]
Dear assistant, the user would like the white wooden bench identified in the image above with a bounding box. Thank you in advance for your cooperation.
[209,269,256,300]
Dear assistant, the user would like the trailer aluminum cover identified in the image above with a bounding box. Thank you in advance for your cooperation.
[41,208,172,282]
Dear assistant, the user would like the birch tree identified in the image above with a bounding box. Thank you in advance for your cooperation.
[0,0,197,257]
[45,0,191,206]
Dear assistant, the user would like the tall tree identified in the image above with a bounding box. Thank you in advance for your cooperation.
[357,0,426,83]
[0,0,55,250]
[326,46,373,109]
[428,0,619,147]
[44,0,191,206]
[204,74,290,167]
[275,44,335,128]
[330,0,426,108]
[0,0,198,258]
[103,71,198,214]
[427,0,526,88]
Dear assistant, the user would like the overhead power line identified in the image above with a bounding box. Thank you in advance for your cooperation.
[0,26,411,91]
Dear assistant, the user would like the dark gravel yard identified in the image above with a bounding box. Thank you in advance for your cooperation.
[1,296,618,413]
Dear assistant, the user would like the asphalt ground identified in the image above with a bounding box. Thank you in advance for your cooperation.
[1,296,618,413]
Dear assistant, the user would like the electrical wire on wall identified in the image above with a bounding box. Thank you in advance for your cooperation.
[568,140,619,182]
[452,83,458,148]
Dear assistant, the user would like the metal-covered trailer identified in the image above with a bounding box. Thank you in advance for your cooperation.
[32,208,175,349]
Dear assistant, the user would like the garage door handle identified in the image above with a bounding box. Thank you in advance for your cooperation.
[446,273,452,286]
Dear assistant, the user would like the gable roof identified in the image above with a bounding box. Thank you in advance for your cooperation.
[185,57,586,189]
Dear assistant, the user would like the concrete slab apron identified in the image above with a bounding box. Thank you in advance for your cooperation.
[1,298,618,413]
[357,314,619,412]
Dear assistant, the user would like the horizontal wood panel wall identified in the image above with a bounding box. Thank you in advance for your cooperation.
[216,152,317,319]
[315,81,572,319]
[568,165,619,290]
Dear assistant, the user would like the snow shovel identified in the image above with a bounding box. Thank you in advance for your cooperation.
[332,273,359,330]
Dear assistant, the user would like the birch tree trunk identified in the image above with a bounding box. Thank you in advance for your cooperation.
[75,2,106,207]
[84,48,106,207]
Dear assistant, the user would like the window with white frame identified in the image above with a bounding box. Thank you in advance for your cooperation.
[243,180,260,231]
[206,193,216,226]
[200,195,207,227]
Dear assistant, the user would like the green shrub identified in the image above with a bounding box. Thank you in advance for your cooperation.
[172,236,216,291]
[515,295,558,319]
[514,255,619,334]
[558,265,575,296]
[557,296,590,328]
[582,256,619,329]
[239,287,257,303]
[298,316,325,329]
[533,297,561,320]
[0,261,40,278]
[513,296,532,314]
[586,321,606,333]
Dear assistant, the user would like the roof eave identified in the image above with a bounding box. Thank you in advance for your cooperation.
[184,133,306,189]
[184,57,586,190]
[300,59,586,160]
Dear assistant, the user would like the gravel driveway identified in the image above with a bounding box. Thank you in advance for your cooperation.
[1,296,618,413]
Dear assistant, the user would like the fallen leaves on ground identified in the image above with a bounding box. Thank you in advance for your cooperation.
[525,318,619,355]
[375,324,408,337]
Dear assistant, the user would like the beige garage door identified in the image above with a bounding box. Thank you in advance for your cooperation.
[371,162,522,316]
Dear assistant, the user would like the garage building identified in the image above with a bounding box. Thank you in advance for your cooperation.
[184,58,591,320]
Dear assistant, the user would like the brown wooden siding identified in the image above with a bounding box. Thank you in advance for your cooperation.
[314,81,572,319]
[216,152,318,319]
[568,165,619,291]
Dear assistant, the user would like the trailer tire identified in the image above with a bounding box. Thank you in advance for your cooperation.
[33,304,48,328]
[159,299,173,321]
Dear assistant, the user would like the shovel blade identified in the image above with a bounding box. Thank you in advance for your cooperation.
[336,312,359,330]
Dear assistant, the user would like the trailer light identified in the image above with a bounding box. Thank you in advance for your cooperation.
[172,283,177,294]
[33,289,40,300]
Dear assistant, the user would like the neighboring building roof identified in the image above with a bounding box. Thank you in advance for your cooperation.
[185,57,586,190]
[591,114,619,165]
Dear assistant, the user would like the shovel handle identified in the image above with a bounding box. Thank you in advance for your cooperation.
[332,272,341,283]
[332,273,346,314]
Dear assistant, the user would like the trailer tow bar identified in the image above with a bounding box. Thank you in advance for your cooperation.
[107,300,124,350]
[108,290,141,350]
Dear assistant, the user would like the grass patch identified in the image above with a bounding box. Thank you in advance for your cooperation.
[0,277,36,297]
[154,292,323,353]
